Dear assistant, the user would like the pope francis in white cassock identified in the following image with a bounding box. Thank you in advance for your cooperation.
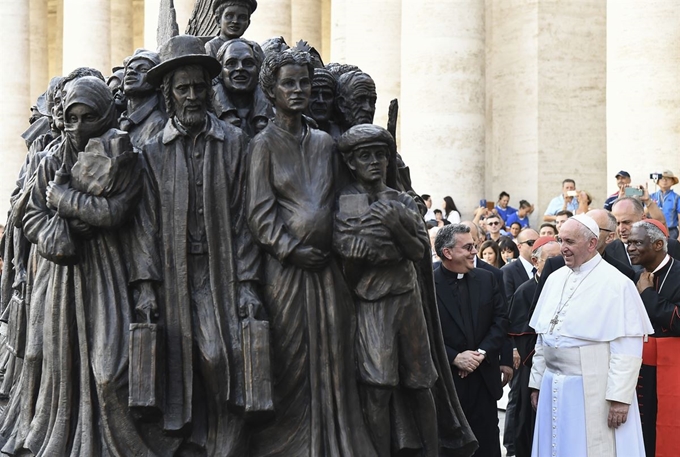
[529,215,653,457]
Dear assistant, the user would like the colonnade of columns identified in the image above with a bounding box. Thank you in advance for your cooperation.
[484,0,608,224]
[2,0,680,220]
[0,0,30,208]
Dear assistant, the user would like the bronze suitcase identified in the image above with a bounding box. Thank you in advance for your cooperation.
[241,311,274,422]
[129,321,162,419]
[6,290,26,358]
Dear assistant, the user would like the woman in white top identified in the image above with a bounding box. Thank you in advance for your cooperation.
[442,195,461,224]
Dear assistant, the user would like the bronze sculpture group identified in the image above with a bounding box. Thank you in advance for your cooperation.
[0,0,478,455]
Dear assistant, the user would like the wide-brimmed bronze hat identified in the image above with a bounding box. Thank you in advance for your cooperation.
[146,35,222,86]
[661,170,679,186]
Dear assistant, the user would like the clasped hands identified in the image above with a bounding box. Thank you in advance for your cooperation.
[453,350,485,378]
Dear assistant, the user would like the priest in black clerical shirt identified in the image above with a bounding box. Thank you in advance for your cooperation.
[628,220,680,457]
[433,224,508,457]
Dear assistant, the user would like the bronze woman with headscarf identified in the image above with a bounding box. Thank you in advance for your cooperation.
[15,76,175,456]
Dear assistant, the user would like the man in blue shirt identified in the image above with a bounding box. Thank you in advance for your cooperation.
[650,170,680,240]
[543,178,578,222]
[506,200,532,229]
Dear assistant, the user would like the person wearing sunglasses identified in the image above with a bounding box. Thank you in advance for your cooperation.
[484,214,505,243]
[501,228,539,304]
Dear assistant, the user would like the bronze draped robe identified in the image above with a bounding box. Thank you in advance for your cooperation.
[246,121,377,456]
[17,135,175,456]
[139,114,260,434]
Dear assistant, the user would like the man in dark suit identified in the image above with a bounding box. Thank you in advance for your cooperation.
[501,228,539,303]
[499,227,538,455]
[434,224,509,457]
[462,221,514,383]
[507,237,561,457]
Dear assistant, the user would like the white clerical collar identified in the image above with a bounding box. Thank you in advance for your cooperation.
[570,253,602,274]
[518,256,534,278]
[652,254,671,274]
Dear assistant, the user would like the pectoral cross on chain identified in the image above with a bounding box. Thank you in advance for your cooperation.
[549,315,559,334]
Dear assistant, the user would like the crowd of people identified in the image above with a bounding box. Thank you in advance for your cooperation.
[427,169,680,457]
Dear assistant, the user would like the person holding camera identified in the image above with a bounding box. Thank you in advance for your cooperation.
[543,179,579,222]
[649,170,680,240]
[604,171,631,211]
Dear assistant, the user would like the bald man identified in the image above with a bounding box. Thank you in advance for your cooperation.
[501,229,539,303]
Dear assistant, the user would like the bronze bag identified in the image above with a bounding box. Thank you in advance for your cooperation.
[129,317,163,420]
[7,286,27,358]
[241,304,274,422]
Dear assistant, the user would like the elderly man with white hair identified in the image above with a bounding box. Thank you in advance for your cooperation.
[628,219,680,457]
[529,214,653,457]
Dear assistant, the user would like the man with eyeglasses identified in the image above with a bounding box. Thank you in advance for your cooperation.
[461,220,515,381]
[627,220,680,457]
[434,224,508,457]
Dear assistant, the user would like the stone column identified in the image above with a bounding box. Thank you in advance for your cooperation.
[48,0,63,79]
[247,0,292,45]
[0,0,31,217]
[401,0,485,217]
[30,0,50,102]
[343,0,401,130]
[63,0,111,74]
[132,0,145,49]
[111,0,134,70]
[607,0,680,191]
[329,0,346,63]
[320,0,331,63]
[291,0,322,49]
[144,0,161,49]
[485,0,606,226]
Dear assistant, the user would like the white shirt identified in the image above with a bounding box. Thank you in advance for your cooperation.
[424,209,436,221]
[518,256,535,279]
